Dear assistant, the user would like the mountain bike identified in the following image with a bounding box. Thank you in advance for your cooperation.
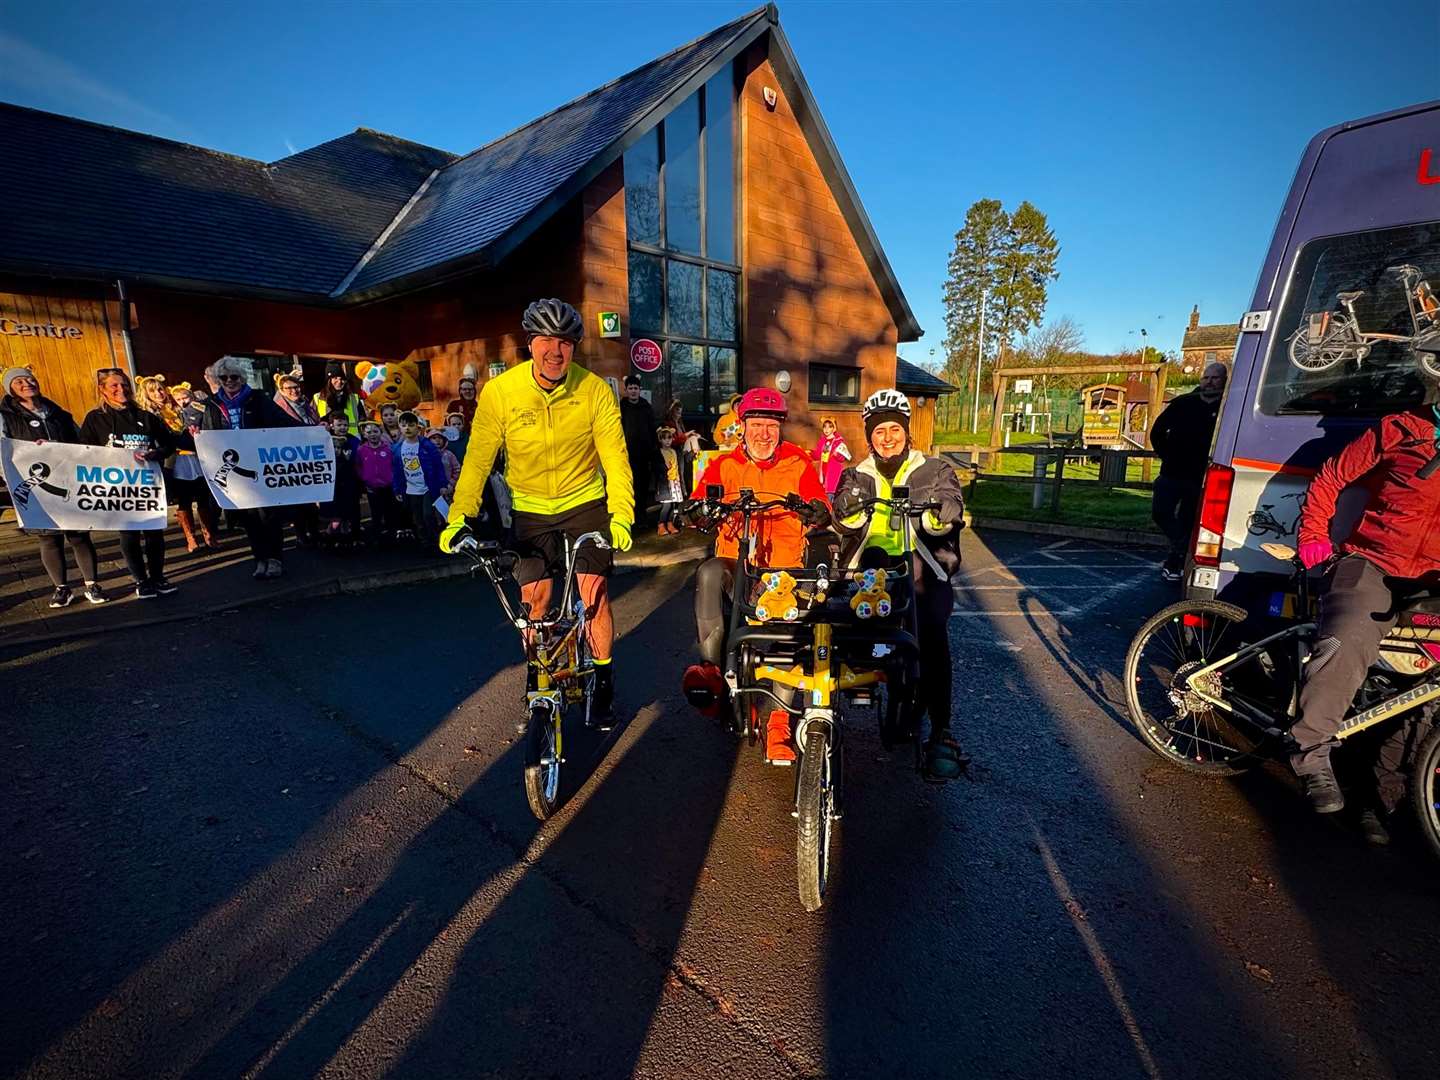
[1124,542,1440,860]
[464,531,608,821]
[687,486,929,911]
[1288,264,1440,376]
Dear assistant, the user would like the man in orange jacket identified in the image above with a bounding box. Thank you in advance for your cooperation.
[682,386,830,761]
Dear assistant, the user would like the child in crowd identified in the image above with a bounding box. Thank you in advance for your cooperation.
[355,420,399,541]
[319,412,362,546]
[656,425,685,534]
[376,401,402,444]
[426,427,462,499]
[444,411,469,463]
[392,411,446,544]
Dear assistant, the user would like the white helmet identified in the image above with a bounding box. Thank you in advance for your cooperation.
[861,388,911,420]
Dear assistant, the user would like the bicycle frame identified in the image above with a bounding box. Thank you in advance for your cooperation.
[470,530,607,706]
[1178,556,1440,743]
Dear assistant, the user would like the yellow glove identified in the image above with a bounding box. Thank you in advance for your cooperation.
[439,519,475,554]
[609,518,633,552]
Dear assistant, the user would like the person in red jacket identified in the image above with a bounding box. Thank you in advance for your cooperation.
[1291,406,1440,830]
[681,386,830,762]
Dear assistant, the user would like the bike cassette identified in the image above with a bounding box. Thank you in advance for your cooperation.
[1170,661,1222,714]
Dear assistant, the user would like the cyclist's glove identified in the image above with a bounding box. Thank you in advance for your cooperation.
[788,495,831,528]
[439,519,477,555]
[609,517,634,552]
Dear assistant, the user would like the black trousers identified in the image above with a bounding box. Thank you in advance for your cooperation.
[237,508,285,562]
[1152,474,1200,568]
[117,529,166,584]
[1292,555,1428,810]
[33,530,99,588]
[628,455,653,526]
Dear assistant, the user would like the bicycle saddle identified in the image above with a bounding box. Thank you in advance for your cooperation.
[1335,290,1365,304]
[1395,593,1440,624]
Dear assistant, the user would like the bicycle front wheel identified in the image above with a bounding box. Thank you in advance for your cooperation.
[1288,314,1358,372]
[1124,601,1267,776]
[523,703,563,821]
[796,725,836,912]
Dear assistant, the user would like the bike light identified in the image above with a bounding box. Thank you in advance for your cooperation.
[1193,463,1235,566]
[1182,613,1212,628]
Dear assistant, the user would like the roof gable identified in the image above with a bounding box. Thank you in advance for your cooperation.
[344,7,770,296]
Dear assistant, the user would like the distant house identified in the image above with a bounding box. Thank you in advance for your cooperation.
[1180,306,1239,372]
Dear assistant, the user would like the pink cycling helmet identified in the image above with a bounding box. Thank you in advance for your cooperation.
[736,386,788,421]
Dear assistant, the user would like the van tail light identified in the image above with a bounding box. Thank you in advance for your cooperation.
[1192,463,1235,567]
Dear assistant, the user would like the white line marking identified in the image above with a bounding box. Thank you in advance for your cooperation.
[1031,824,1163,1080]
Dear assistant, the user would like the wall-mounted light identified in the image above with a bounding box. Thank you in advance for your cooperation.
[917,396,928,407]
[775,369,792,392]
[763,86,778,110]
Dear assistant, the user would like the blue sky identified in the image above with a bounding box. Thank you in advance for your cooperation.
[2,0,1436,359]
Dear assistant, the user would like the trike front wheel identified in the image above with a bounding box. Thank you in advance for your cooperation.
[796,725,836,912]
[1124,600,1266,776]
[523,703,563,821]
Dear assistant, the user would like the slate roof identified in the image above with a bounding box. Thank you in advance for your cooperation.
[895,358,957,394]
[0,106,454,296]
[347,7,771,296]
[1182,323,1240,350]
[0,4,920,338]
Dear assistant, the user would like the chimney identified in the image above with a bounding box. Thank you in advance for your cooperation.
[1188,305,1200,332]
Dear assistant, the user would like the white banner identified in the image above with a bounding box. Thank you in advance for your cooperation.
[1,437,167,531]
[195,427,335,510]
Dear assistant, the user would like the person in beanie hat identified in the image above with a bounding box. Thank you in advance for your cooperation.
[833,388,969,780]
[444,374,479,432]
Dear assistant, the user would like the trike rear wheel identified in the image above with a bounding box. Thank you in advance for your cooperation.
[1124,600,1267,776]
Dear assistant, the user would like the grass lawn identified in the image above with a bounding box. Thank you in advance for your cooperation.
[956,446,1162,532]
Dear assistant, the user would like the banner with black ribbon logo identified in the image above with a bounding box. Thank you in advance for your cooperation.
[195,427,336,510]
[1,437,168,530]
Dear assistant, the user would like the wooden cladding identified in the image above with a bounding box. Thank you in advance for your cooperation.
[0,292,124,421]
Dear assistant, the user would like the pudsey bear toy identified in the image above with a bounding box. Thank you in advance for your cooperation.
[754,570,800,622]
[356,359,424,414]
[849,568,892,620]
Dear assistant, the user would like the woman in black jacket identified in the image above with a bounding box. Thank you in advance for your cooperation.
[832,389,968,780]
[1,367,109,607]
[200,356,300,580]
[79,368,183,599]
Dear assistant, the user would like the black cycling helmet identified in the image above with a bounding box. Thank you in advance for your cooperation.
[521,299,584,343]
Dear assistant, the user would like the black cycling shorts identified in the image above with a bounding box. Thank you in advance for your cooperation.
[512,498,613,585]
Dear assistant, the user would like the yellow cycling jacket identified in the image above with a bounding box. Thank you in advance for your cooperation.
[448,360,634,526]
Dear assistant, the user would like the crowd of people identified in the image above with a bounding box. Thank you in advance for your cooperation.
[0,356,495,605]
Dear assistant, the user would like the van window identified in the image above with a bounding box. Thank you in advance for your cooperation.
[1258,221,1440,415]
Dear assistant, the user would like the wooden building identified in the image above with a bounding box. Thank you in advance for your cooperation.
[0,4,920,457]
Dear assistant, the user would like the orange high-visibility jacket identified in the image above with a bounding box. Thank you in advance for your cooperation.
[693,441,828,567]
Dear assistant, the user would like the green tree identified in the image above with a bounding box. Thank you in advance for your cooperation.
[941,199,1061,429]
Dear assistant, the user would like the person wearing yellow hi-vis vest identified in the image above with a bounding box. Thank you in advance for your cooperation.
[832,389,968,779]
[440,299,634,724]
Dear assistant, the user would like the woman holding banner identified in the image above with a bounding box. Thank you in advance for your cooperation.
[80,369,183,600]
[200,356,301,580]
[1,367,109,607]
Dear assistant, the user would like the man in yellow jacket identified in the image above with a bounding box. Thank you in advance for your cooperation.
[440,298,634,722]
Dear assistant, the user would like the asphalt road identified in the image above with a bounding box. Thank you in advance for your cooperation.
[3,530,1438,1080]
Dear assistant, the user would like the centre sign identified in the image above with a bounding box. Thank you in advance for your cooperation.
[0,317,83,339]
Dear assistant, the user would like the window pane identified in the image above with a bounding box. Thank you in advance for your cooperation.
[708,347,738,413]
[664,93,702,255]
[704,69,735,263]
[629,251,663,335]
[623,127,660,247]
[667,260,703,337]
[810,366,831,400]
[670,342,705,414]
[706,269,737,341]
[840,368,859,401]
[1258,221,1440,415]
